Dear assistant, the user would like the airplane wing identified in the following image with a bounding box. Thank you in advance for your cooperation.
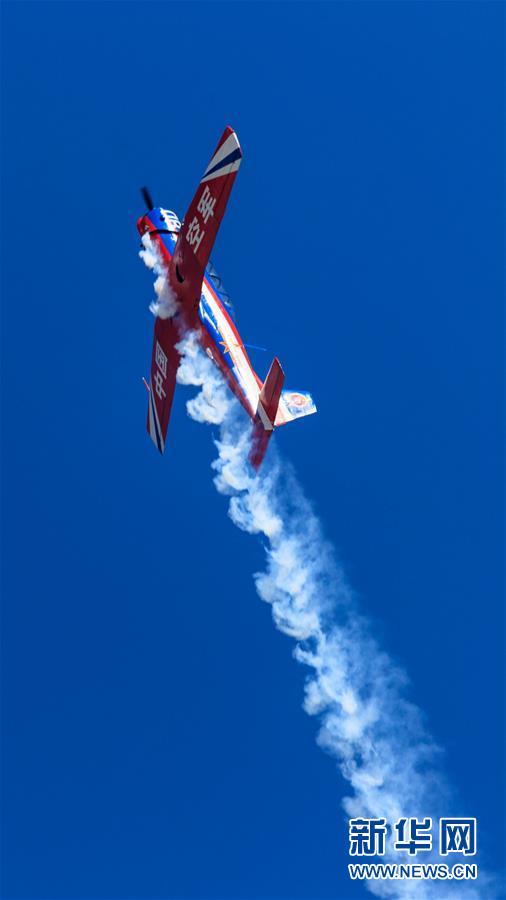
[171,126,242,310]
[146,316,181,453]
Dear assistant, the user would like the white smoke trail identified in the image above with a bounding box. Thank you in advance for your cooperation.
[139,234,178,319]
[171,334,496,899]
[136,231,497,896]
[177,331,230,425]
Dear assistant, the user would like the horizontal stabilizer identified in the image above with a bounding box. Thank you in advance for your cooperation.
[275,389,317,427]
[249,422,272,471]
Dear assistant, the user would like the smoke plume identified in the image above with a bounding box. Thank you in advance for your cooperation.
[137,239,494,896]
[172,333,494,900]
[139,234,178,319]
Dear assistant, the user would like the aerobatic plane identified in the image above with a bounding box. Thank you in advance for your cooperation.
[137,126,316,469]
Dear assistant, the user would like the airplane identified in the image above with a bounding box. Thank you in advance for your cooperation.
[137,126,316,469]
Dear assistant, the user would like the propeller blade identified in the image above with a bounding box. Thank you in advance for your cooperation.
[141,186,154,210]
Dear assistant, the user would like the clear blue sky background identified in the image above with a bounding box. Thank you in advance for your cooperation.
[1,3,504,899]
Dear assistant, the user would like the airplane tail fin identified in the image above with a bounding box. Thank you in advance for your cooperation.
[248,358,284,470]
[248,361,317,470]
[259,357,285,424]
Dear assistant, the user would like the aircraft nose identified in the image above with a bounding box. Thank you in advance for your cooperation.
[136,214,151,236]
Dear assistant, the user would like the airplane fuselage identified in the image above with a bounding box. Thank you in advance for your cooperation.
[137,128,315,469]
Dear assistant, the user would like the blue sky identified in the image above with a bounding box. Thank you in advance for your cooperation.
[1,3,504,899]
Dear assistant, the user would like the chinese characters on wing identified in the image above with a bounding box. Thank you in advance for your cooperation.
[154,341,168,399]
[186,185,217,255]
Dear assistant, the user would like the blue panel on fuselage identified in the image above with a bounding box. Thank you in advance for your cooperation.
[198,294,236,374]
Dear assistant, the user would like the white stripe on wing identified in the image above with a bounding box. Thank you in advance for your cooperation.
[203,132,240,177]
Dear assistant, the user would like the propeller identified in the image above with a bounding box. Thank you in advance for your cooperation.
[141,186,154,210]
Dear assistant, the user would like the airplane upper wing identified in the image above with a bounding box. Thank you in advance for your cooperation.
[146,316,181,453]
[170,126,242,310]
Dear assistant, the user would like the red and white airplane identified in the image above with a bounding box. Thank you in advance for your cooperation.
[137,126,316,469]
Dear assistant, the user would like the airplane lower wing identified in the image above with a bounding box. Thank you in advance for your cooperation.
[170,126,242,312]
[146,316,181,453]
